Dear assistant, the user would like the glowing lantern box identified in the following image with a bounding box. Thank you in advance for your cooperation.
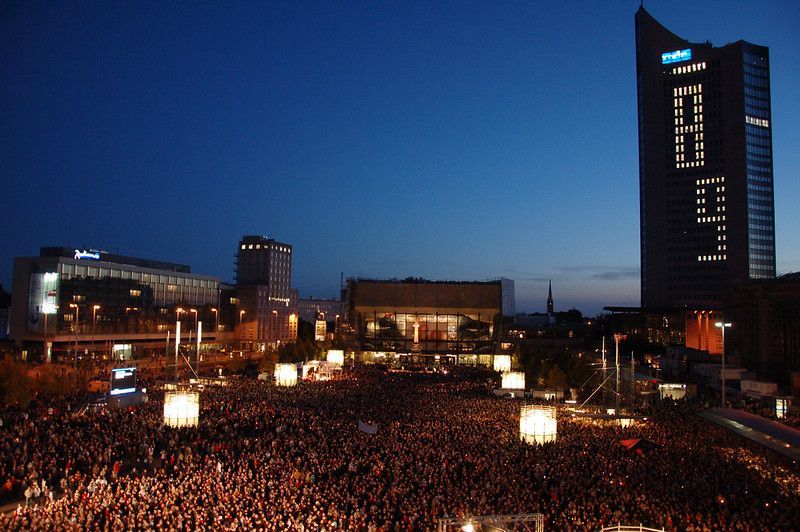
[275,363,298,386]
[493,355,511,373]
[327,349,344,365]
[520,404,557,445]
[501,372,525,390]
[776,398,789,419]
[164,390,199,428]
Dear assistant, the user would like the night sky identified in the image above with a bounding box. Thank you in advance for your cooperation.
[1,1,798,315]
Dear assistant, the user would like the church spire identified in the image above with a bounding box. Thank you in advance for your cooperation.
[546,281,554,315]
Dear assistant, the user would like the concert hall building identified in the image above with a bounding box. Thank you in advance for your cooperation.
[343,277,514,363]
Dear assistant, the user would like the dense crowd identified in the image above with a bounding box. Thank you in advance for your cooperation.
[1,367,798,530]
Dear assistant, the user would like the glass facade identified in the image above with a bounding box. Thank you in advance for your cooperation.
[30,259,219,336]
[743,46,776,279]
[359,311,494,353]
[635,7,776,311]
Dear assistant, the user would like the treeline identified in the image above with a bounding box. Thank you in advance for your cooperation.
[517,345,594,390]
[0,356,87,408]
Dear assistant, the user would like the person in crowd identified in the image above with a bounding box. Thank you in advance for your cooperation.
[0,367,797,530]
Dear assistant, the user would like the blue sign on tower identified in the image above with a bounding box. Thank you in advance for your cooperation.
[662,49,692,64]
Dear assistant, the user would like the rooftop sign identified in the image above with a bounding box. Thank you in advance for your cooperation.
[662,48,692,64]
[74,249,101,260]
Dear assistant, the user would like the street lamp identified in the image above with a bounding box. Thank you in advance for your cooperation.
[189,308,198,344]
[613,333,627,413]
[211,307,219,332]
[270,309,278,350]
[92,305,100,359]
[69,303,80,368]
[715,321,732,407]
[239,310,246,349]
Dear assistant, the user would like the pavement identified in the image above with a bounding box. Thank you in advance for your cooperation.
[699,408,800,462]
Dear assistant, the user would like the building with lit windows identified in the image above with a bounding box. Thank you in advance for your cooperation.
[9,247,234,362]
[297,297,344,324]
[635,6,776,312]
[725,272,800,390]
[235,236,296,350]
[343,277,514,363]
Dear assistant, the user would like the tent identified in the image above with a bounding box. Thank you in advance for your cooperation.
[620,438,661,452]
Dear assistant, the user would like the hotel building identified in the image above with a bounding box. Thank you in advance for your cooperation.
[10,247,233,361]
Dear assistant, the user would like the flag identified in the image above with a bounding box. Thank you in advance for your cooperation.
[357,420,378,435]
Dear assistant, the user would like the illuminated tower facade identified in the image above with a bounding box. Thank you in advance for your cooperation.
[635,6,776,311]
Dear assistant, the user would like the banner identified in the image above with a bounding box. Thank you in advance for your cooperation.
[357,420,378,435]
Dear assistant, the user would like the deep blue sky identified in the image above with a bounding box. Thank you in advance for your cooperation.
[1,1,798,315]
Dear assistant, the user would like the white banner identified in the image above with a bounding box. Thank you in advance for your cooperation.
[357,420,379,435]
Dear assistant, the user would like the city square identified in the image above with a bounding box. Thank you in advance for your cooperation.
[1,1,798,530]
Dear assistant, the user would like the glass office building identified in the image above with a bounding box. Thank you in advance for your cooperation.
[635,6,776,311]
[11,247,224,361]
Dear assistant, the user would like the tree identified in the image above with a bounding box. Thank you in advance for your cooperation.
[0,356,33,408]
[546,366,568,389]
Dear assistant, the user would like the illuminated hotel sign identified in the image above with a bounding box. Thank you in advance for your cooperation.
[74,249,101,260]
[662,48,692,64]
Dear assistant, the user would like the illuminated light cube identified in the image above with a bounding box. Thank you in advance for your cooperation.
[327,349,344,366]
[275,363,298,386]
[776,398,788,419]
[501,371,525,390]
[163,391,199,428]
[493,355,511,373]
[520,404,557,445]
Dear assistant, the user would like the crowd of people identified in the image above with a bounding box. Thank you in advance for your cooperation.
[1,366,798,530]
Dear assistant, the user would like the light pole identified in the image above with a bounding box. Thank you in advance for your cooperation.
[239,309,246,349]
[270,309,278,351]
[42,305,58,364]
[613,333,627,413]
[174,308,186,381]
[69,303,80,368]
[715,321,732,407]
[189,308,198,345]
[211,307,219,332]
[92,305,100,359]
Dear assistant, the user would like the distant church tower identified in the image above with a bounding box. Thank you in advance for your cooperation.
[546,281,554,315]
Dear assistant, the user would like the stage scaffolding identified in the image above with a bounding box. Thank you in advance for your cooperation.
[437,513,544,532]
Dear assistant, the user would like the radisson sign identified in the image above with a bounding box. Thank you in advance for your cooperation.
[74,249,101,260]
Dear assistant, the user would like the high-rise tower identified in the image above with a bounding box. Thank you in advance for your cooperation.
[635,7,776,311]
[235,235,295,349]
[546,281,554,315]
